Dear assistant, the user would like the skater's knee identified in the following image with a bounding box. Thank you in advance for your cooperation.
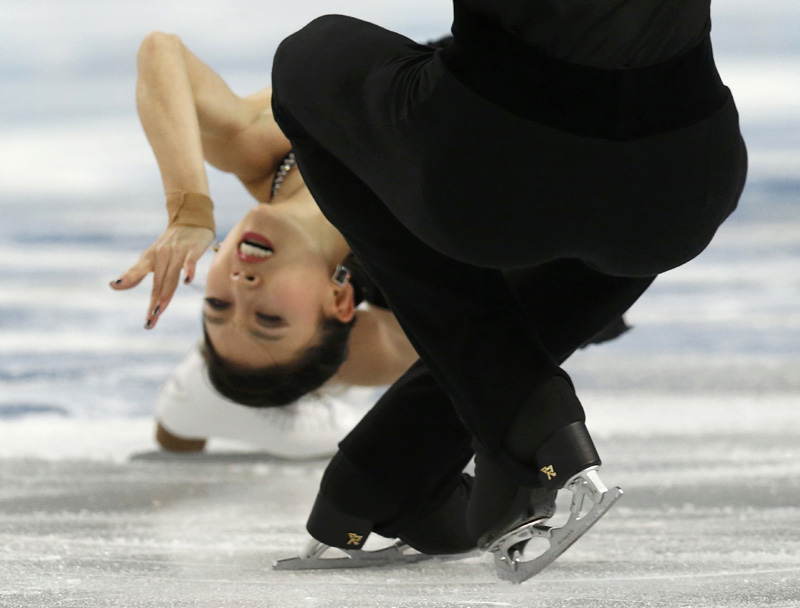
[272,15,359,136]
[272,15,359,95]
[273,14,402,108]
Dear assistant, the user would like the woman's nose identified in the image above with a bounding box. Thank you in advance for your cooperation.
[230,270,261,287]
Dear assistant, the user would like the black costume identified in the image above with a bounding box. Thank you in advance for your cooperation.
[271,0,747,549]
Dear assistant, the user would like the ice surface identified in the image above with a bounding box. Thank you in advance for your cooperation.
[2,411,800,608]
[1,0,799,606]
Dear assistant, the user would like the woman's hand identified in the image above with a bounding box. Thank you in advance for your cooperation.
[110,225,215,329]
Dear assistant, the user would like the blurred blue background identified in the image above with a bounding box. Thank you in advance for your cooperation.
[0,0,798,419]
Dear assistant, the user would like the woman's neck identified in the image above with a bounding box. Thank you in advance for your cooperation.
[271,187,351,271]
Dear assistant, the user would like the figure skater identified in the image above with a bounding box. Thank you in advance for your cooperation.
[268,0,747,581]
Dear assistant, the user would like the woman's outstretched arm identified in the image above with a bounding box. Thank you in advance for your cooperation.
[110,32,290,329]
[135,32,290,194]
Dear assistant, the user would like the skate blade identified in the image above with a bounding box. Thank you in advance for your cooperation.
[489,467,623,584]
[273,538,434,571]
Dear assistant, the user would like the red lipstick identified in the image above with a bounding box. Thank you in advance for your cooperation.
[236,232,275,263]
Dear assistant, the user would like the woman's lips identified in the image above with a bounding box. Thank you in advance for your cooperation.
[236,232,275,263]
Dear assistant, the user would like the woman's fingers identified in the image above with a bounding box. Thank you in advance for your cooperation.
[146,253,184,330]
[109,256,153,290]
[183,246,203,285]
[111,226,214,329]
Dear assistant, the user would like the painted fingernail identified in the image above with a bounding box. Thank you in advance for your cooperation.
[110,279,122,286]
[152,305,160,316]
[144,319,152,330]
[184,276,192,284]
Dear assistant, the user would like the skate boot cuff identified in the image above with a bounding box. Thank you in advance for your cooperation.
[306,492,373,550]
[534,421,601,489]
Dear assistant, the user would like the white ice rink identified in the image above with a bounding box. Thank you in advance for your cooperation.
[1,1,799,606]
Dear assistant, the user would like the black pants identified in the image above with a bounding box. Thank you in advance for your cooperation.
[271,10,747,520]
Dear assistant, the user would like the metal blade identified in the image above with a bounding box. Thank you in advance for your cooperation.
[273,539,433,571]
[490,468,623,584]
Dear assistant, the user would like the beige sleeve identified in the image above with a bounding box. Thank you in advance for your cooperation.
[165,191,215,234]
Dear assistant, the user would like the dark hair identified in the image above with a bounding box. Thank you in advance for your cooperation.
[201,316,355,407]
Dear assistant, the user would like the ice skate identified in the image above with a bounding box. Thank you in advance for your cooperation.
[487,465,622,583]
[470,421,621,583]
[274,537,436,570]
[274,474,477,571]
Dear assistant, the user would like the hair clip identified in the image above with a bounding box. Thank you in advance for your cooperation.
[332,264,351,287]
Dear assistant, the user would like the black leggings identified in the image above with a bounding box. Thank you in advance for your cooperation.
[271,12,746,515]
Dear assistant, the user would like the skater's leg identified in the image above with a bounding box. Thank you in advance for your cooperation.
[501,261,655,461]
[467,262,654,543]
[505,260,656,365]
[283,144,618,566]
[309,264,654,553]
[308,360,476,554]
[306,262,654,552]
[285,140,582,486]
[271,19,575,541]
[270,16,728,476]
[336,361,472,518]
[271,14,648,568]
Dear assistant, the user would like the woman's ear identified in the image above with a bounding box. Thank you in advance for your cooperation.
[332,281,356,323]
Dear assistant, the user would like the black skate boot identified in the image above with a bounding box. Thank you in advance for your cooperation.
[474,421,622,583]
[273,491,433,570]
[467,453,558,552]
[395,474,477,555]
[274,470,477,570]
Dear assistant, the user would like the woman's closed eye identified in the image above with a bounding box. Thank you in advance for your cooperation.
[205,297,230,311]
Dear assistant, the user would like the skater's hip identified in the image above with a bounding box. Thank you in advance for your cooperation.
[441,3,728,141]
[392,91,746,277]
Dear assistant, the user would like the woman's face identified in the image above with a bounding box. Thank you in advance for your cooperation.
[204,205,353,369]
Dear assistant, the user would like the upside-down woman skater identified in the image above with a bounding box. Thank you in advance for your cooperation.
[111,33,421,455]
[111,31,625,464]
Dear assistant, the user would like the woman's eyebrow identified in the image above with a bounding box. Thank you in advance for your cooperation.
[248,329,283,342]
[203,313,283,342]
[256,315,289,329]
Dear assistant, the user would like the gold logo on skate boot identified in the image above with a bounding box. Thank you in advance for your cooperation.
[540,465,557,481]
[346,532,364,546]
